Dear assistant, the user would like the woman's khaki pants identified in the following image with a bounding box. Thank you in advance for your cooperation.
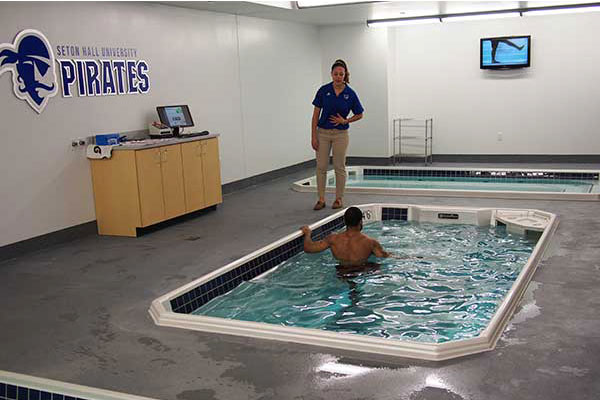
[316,128,349,200]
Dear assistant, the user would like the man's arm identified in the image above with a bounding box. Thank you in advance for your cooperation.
[300,225,331,253]
[372,239,390,258]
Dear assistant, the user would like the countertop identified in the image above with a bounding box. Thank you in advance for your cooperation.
[112,133,220,150]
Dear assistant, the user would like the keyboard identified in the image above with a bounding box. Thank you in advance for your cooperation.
[180,131,209,138]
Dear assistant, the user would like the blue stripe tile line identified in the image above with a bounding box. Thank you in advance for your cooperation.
[363,168,598,182]
[381,208,408,221]
[0,382,87,400]
[170,215,346,314]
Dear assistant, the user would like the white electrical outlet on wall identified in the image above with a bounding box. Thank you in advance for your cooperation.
[497,132,503,142]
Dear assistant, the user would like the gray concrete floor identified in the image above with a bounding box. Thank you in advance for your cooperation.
[2,163,599,400]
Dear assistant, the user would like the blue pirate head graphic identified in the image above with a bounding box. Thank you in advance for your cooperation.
[0,29,58,113]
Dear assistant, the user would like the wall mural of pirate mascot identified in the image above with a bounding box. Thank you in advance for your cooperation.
[0,29,58,113]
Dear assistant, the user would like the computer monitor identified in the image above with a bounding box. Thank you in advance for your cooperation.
[156,105,194,136]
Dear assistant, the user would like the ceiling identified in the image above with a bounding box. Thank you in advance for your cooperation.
[157,1,597,26]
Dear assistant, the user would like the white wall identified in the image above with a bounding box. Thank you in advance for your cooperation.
[318,24,389,157]
[0,2,321,247]
[237,16,319,177]
[388,13,600,155]
[3,3,599,248]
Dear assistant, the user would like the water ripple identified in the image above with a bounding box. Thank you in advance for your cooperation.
[195,221,536,343]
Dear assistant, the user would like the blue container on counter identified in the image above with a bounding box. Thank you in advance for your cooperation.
[95,133,121,146]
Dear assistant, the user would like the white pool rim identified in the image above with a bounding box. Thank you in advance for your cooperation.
[0,370,158,400]
[291,166,600,201]
[150,203,558,361]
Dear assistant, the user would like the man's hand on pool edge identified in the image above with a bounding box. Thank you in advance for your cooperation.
[300,226,311,236]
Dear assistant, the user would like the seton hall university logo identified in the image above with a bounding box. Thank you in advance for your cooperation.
[1,29,150,114]
[0,29,58,113]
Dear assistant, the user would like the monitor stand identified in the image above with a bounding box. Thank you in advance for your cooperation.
[172,126,181,137]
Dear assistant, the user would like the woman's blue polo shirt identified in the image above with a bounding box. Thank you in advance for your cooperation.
[312,82,364,130]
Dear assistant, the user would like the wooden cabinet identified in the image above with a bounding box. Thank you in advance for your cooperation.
[181,141,206,212]
[181,138,223,212]
[135,145,186,226]
[135,147,166,227]
[201,138,223,207]
[157,145,186,219]
[90,137,222,237]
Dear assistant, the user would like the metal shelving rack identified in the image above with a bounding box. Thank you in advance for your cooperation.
[392,117,433,165]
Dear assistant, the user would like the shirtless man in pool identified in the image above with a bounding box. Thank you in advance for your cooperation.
[300,206,390,267]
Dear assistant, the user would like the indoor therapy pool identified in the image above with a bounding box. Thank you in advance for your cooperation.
[150,204,557,361]
[194,220,536,343]
[292,166,600,200]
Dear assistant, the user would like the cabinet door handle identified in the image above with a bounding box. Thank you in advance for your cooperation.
[161,149,167,163]
[195,143,202,157]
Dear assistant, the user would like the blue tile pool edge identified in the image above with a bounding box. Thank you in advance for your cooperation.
[361,168,599,181]
[149,204,558,361]
[168,207,411,315]
[0,371,158,400]
[168,214,349,314]
[292,166,600,201]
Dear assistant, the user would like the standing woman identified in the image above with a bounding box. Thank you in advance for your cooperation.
[311,59,364,210]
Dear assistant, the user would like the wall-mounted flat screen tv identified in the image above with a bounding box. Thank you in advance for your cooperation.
[480,35,531,69]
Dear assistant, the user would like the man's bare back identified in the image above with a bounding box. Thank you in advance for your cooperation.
[326,230,389,266]
[300,225,390,266]
[301,207,391,266]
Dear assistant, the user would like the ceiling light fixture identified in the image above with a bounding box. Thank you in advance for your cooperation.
[368,16,441,27]
[443,12,521,22]
[248,1,295,9]
[367,2,600,27]
[523,4,600,15]
[297,0,374,8]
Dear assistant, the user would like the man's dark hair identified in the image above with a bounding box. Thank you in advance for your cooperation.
[344,207,363,227]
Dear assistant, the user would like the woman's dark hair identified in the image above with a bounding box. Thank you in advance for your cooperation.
[344,206,363,227]
[331,59,349,84]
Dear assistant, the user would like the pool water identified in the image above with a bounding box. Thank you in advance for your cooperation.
[340,175,596,193]
[193,221,537,343]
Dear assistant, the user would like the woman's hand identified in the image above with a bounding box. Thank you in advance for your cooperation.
[329,113,348,126]
[311,136,319,151]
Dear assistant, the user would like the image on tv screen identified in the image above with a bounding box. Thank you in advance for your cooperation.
[481,36,530,69]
